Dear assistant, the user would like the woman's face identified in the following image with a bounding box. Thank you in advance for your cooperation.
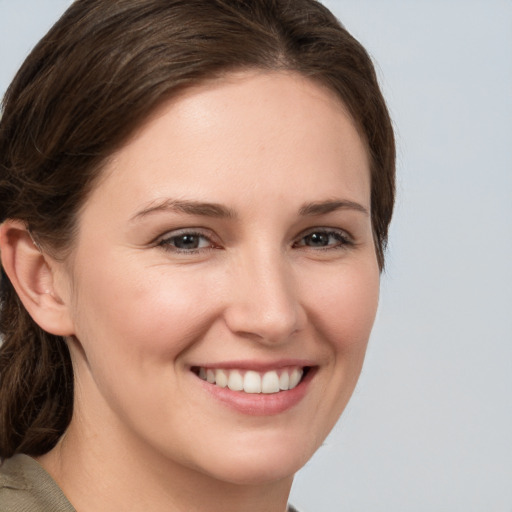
[60,71,379,484]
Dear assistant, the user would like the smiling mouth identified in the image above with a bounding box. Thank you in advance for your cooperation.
[191,366,309,394]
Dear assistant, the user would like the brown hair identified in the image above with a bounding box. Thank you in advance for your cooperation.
[0,0,395,459]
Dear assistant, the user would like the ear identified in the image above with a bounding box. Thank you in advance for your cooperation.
[0,220,75,336]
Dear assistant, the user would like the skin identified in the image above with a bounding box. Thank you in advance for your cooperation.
[2,70,380,512]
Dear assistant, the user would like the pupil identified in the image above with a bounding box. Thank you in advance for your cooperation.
[175,235,199,249]
[307,233,329,246]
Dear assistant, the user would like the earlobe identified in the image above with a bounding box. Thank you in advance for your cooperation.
[0,220,75,336]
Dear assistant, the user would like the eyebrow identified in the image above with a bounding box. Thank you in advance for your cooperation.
[131,199,237,221]
[299,199,369,216]
[131,197,368,222]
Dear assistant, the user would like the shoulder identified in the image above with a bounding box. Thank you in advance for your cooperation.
[0,454,75,512]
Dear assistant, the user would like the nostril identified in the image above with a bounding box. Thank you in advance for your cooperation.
[223,303,305,344]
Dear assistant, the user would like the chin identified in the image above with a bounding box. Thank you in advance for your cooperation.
[189,430,320,486]
[202,456,305,487]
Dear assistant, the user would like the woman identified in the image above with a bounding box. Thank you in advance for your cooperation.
[0,0,395,510]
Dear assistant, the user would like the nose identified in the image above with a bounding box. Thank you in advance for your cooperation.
[223,251,306,345]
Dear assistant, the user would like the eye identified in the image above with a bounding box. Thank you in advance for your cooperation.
[294,229,352,250]
[158,231,216,253]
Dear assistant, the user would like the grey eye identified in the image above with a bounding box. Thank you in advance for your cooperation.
[303,232,331,247]
[294,229,352,250]
[159,232,212,252]
[171,234,203,249]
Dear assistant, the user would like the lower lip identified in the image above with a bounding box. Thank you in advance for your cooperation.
[197,368,315,416]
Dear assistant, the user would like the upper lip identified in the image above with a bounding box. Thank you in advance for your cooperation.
[189,359,316,372]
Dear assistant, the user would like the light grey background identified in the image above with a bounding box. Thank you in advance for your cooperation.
[1,1,511,511]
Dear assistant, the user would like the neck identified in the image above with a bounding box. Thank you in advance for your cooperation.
[38,415,293,512]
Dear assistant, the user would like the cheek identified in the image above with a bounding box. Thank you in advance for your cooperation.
[303,258,380,353]
[70,257,221,366]
[287,258,380,448]
[67,259,223,437]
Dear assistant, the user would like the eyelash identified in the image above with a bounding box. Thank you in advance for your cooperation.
[157,230,216,254]
[156,228,353,254]
[292,229,353,250]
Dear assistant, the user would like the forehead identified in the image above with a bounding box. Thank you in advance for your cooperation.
[83,70,371,221]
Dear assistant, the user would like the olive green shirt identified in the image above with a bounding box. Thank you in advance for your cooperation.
[0,454,301,512]
[0,454,75,511]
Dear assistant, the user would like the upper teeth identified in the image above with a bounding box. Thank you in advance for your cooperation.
[197,367,304,394]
